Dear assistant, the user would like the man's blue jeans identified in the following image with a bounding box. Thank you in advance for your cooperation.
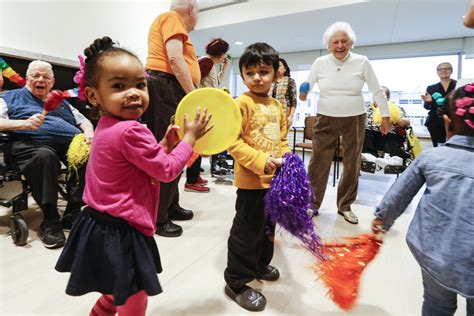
[422,270,474,316]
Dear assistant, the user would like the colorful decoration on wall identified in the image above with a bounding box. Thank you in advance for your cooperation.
[0,56,26,87]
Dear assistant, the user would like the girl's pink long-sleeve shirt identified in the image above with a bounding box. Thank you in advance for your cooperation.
[83,115,193,236]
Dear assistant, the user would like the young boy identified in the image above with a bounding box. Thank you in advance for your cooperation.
[223,42,291,312]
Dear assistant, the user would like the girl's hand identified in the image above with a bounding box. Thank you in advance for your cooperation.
[372,218,385,234]
[161,124,181,152]
[182,107,213,146]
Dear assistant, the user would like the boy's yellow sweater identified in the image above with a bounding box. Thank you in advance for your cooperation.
[228,92,291,189]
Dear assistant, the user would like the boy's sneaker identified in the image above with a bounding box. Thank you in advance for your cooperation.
[225,285,266,312]
[257,265,280,281]
[184,183,210,193]
[196,176,208,185]
[39,219,66,249]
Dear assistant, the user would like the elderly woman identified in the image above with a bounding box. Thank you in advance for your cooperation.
[299,21,390,224]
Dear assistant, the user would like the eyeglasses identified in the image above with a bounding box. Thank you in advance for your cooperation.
[437,67,451,72]
[28,73,53,81]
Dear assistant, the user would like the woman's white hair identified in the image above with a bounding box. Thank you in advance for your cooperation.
[26,60,54,77]
[322,21,357,48]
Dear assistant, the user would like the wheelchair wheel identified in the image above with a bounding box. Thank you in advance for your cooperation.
[10,215,28,246]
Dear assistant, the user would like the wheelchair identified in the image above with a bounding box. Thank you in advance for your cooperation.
[0,133,30,245]
[0,132,69,246]
[360,127,414,176]
[211,150,234,180]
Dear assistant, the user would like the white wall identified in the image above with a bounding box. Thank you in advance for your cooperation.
[0,0,171,66]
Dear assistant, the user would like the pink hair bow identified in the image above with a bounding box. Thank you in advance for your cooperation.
[455,97,472,108]
[464,83,474,93]
[73,55,86,100]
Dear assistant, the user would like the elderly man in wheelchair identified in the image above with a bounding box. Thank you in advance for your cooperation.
[0,60,94,249]
[361,86,412,174]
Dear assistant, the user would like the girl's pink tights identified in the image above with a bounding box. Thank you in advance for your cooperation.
[90,291,148,316]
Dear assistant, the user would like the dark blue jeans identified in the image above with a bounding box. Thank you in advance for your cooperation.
[422,270,474,316]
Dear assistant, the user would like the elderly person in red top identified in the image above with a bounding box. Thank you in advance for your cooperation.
[299,22,390,224]
[142,0,200,237]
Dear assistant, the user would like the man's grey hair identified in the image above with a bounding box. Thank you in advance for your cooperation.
[171,0,196,8]
[322,21,357,48]
[26,60,54,77]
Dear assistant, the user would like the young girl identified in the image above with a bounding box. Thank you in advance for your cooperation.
[55,36,212,315]
[372,83,474,316]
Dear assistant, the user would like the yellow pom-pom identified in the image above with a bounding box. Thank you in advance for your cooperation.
[67,134,91,171]
[373,101,401,125]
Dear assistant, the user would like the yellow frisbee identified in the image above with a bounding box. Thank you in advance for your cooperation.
[175,88,242,155]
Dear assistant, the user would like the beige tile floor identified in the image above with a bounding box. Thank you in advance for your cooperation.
[0,161,468,316]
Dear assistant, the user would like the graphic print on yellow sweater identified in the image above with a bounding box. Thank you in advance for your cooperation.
[228,92,291,189]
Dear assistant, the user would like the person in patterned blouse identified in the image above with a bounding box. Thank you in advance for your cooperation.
[269,58,296,132]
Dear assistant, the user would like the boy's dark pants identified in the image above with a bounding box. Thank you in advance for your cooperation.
[224,188,275,291]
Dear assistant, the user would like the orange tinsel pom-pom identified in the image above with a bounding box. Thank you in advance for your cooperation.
[315,233,383,311]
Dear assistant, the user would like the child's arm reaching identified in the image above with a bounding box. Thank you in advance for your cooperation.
[373,155,426,231]
[121,109,212,183]
[160,107,213,153]
[160,125,181,154]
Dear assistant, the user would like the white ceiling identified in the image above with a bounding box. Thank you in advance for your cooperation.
[191,0,474,57]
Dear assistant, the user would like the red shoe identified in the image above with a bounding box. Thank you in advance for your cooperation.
[184,183,210,193]
[197,176,208,185]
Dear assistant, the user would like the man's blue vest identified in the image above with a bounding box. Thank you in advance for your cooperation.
[1,87,81,143]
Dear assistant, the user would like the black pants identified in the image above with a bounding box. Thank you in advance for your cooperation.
[426,116,446,147]
[383,133,411,160]
[224,189,274,290]
[142,70,186,224]
[186,156,201,184]
[363,129,383,157]
[4,139,85,220]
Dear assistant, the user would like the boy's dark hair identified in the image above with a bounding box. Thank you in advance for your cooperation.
[280,58,291,77]
[205,38,229,57]
[238,42,279,74]
[83,36,140,88]
[446,84,474,136]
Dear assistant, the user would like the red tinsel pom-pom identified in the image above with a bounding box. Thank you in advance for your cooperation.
[315,233,383,311]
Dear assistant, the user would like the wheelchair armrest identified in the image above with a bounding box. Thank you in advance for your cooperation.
[0,132,12,143]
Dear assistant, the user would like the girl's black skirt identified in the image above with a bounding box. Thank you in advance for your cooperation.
[55,207,163,306]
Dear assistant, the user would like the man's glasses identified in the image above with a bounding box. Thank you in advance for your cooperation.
[29,73,53,81]
[437,67,451,72]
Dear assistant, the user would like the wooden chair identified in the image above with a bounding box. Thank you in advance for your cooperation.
[293,116,341,187]
[294,116,316,162]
